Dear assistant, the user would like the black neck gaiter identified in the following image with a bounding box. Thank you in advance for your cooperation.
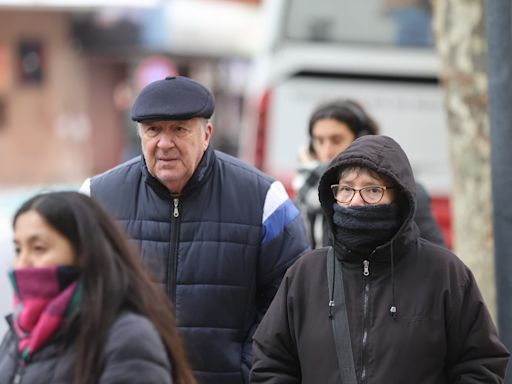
[332,203,402,255]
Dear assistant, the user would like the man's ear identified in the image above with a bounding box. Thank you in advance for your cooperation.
[204,121,213,150]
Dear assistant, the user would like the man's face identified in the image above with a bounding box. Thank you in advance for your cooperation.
[312,118,356,162]
[139,118,212,193]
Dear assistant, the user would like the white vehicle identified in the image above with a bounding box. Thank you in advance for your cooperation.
[240,0,452,245]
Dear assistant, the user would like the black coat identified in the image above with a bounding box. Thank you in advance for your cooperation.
[0,311,172,384]
[251,135,509,383]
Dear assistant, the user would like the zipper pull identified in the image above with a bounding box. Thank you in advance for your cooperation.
[363,260,370,276]
[173,198,179,218]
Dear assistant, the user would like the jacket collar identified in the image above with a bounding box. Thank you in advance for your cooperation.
[335,224,419,267]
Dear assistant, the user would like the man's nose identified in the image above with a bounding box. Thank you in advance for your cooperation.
[326,143,340,161]
[319,143,336,162]
[157,133,176,148]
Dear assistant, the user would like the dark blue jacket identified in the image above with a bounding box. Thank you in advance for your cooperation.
[83,146,309,384]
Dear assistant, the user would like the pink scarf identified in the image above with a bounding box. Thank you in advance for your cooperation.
[9,266,81,363]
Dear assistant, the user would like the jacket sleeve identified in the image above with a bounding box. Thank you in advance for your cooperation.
[414,182,445,246]
[242,181,309,380]
[250,272,301,384]
[99,312,173,384]
[0,331,17,384]
[445,269,510,382]
[293,163,327,249]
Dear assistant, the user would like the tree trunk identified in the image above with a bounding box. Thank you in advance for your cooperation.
[432,0,495,316]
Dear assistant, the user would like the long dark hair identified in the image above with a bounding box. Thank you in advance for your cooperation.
[308,99,380,156]
[13,191,197,384]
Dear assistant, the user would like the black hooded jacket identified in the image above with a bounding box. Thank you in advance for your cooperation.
[251,135,509,383]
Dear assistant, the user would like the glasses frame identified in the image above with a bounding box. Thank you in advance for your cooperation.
[331,184,394,204]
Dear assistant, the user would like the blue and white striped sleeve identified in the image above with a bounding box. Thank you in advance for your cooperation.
[235,180,310,375]
[259,180,309,285]
[262,181,302,246]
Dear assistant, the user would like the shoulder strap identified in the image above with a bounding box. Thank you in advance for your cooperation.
[326,247,358,384]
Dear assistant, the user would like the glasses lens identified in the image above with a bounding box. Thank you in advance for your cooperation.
[333,185,355,203]
[331,185,338,198]
[361,187,384,203]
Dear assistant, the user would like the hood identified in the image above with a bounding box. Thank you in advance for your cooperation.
[318,135,417,243]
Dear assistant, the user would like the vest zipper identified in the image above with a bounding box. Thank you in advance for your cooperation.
[363,259,370,276]
[13,371,22,384]
[13,373,21,384]
[361,258,371,384]
[169,197,180,306]
[173,198,179,218]
[13,361,26,384]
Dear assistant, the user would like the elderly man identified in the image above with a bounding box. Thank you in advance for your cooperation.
[81,76,309,384]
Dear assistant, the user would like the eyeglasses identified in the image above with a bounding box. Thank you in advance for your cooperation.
[331,184,394,204]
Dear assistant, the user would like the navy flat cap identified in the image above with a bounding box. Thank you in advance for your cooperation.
[131,76,215,122]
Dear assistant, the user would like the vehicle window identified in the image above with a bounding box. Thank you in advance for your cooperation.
[284,0,433,47]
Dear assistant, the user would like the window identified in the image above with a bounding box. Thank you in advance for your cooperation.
[284,0,433,48]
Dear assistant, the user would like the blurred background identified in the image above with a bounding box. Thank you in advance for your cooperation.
[0,0,263,332]
[0,0,449,334]
[1,0,507,352]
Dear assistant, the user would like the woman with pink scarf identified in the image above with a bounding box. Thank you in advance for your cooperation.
[0,191,197,384]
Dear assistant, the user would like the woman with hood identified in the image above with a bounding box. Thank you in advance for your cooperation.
[251,135,509,383]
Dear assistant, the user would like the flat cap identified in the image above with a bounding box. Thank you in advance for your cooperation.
[131,76,215,122]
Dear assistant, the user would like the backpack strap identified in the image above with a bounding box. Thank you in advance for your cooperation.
[326,247,357,384]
